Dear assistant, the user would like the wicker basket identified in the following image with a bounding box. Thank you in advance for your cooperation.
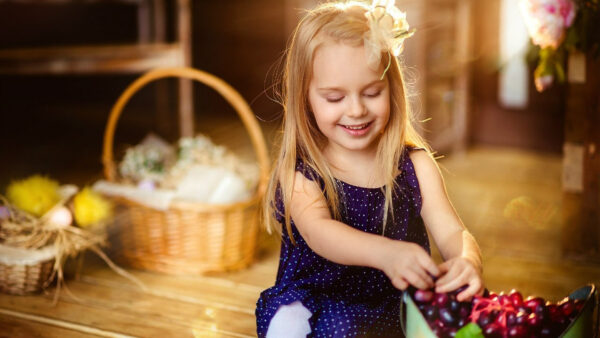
[102,67,269,275]
[0,245,55,295]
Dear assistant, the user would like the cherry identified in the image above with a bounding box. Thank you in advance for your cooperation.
[435,293,450,308]
[508,289,524,307]
[560,299,575,317]
[507,324,528,338]
[423,304,438,321]
[527,312,542,329]
[547,304,561,321]
[439,308,457,325]
[574,299,585,312]
[498,294,512,307]
[478,312,493,327]
[524,297,544,312]
[514,312,528,326]
[482,323,503,338]
[458,304,470,318]
[414,289,434,303]
[449,299,460,313]
[506,311,517,326]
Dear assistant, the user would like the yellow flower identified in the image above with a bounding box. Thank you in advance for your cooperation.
[7,175,60,217]
[73,187,112,227]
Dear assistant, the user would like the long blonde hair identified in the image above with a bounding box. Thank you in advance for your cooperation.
[263,1,429,244]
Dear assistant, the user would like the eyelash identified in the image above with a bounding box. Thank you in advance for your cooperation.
[326,91,382,103]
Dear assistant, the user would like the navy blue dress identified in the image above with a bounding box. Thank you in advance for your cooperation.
[256,147,430,337]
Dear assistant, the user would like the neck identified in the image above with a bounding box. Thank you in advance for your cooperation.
[322,141,382,187]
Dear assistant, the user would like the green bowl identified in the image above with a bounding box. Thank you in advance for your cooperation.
[401,284,598,338]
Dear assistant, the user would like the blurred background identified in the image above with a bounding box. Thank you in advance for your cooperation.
[0,0,598,336]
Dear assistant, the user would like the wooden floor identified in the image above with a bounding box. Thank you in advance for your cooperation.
[2,121,600,336]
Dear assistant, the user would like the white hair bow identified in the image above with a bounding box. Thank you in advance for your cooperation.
[364,0,415,77]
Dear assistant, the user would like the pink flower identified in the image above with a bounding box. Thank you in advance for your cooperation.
[535,74,554,92]
[520,0,577,49]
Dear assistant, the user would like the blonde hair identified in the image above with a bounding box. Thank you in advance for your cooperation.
[263,1,429,244]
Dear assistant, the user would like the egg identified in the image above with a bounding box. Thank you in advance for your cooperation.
[0,206,9,220]
[47,206,73,228]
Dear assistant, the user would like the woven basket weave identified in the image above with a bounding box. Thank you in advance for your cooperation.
[0,258,54,295]
[102,67,269,275]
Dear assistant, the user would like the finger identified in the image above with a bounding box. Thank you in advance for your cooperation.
[403,269,430,290]
[436,269,468,294]
[435,263,460,287]
[437,260,451,275]
[409,265,434,288]
[456,279,483,302]
[392,276,408,290]
[418,254,441,278]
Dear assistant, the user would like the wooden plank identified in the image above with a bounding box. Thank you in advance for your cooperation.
[0,293,190,336]
[0,277,257,336]
[77,258,264,313]
[0,44,184,75]
[0,313,96,338]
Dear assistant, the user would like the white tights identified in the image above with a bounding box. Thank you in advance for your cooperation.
[266,301,312,338]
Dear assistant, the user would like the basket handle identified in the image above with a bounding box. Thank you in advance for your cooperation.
[102,67,270,197]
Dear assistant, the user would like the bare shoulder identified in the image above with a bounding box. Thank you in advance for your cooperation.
[408,148,442,181]
[292,170,322,195]
[289,170,331,222]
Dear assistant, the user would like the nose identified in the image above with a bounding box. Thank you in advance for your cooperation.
[346,95,367,118]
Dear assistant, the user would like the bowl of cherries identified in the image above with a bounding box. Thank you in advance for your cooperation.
[402,284,597,338]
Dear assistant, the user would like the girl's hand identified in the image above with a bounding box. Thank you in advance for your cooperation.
[435,256,483,302]
[380,241,440,291]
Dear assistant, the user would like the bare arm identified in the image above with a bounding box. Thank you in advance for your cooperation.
[289,171,440,290]
[409,150,483,300]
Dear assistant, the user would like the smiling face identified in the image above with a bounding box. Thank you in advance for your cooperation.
[308,42,390,156]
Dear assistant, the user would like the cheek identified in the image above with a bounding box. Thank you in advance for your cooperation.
[311,101,341,128]
[369,97,391,120]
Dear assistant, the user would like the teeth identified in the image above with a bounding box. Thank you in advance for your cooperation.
[344,123,369,130]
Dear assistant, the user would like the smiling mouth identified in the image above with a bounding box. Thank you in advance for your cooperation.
[340,122,372,130]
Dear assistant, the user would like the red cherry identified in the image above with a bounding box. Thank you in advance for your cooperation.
[506,311,517,326]
[435,293,450,307]
[483,323,503,338]
[574,299,585,312]
[524,297,545,312]
[527,312,542,328]
[423,304,438,320]
[509,290,524,307]
[498,294,512,307]
[414,289,434,303]
[477,312,493,327]
[458,304,471,318]
[507,324,528,338]
[560,299,575,317]
[547,304,561,321]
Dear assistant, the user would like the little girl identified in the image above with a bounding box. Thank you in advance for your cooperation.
[256,1,483,337]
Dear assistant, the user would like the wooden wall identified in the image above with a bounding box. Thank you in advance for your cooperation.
[470,0,565,154]
[0,0,288,187]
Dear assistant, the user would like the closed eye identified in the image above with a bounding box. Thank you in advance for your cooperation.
[364,91,381,98]
[326,96,344,103]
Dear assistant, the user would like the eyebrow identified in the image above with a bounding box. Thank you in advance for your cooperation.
[317,79,385,92]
